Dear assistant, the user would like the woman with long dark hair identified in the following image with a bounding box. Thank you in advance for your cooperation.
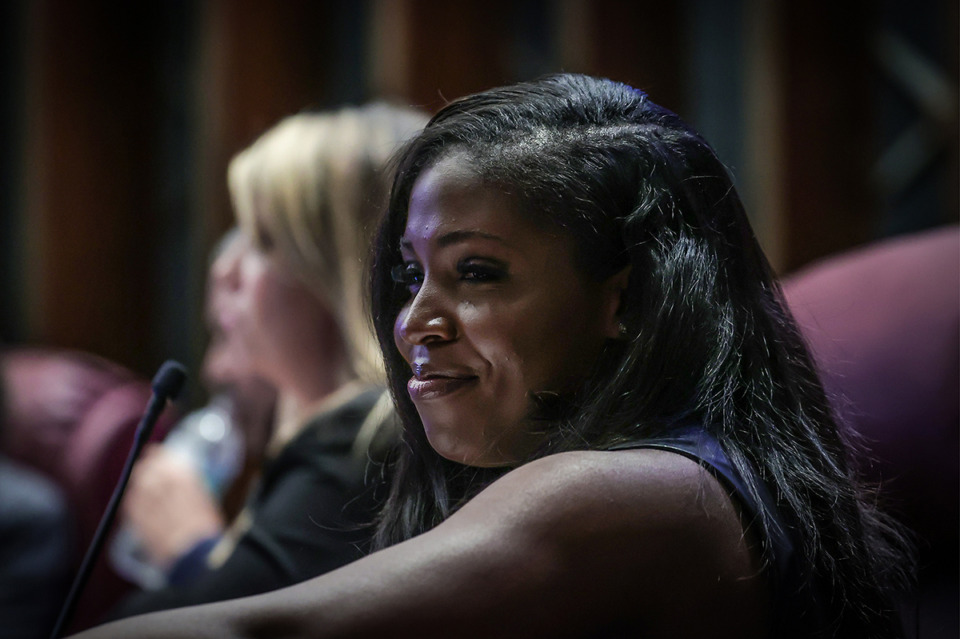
[74,74,910,639]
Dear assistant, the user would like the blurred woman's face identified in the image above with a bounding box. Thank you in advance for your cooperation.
[393,156,622,467]
[207,229,332,391]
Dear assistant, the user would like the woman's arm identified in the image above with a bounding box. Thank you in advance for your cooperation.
[73,448,768,639]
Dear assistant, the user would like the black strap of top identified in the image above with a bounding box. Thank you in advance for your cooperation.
[608,426,815,634]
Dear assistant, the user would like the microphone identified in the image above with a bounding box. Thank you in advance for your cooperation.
[49,360,187,639]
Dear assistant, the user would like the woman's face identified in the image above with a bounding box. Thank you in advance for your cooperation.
[393,156,623,467]
[207,229,332,392]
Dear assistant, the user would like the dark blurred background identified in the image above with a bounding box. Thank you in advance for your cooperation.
[0,0,956,388]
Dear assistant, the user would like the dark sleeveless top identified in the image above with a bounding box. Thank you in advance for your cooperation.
[608,425,823,638]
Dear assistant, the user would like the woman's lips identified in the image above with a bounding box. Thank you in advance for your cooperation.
[212,308,238,333]
[407,375,478,400]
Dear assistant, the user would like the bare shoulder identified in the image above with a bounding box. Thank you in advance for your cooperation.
[459,448,740,534]
[445,449,770,638]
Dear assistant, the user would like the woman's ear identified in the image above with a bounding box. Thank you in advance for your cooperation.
[600,265,631,339]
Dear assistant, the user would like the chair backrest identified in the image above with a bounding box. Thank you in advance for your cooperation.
[782,226,959,578]
[0,347,178,631]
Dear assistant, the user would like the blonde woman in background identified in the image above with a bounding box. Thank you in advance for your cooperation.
[109,103,428,620]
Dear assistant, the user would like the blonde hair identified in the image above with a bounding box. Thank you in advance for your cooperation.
[228,103,428,383]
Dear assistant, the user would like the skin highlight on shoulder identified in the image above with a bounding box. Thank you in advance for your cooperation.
[431,448,771,638]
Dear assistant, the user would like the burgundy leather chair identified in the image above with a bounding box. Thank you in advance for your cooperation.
[782,225,959,636]
[1,347,177,631]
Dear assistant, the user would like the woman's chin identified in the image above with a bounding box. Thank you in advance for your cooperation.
[424,431,521,468]
[425,430,480,466]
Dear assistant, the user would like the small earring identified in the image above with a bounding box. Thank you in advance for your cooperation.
[617,322,628,337]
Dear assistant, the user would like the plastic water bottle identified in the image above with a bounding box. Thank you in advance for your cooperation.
[162,397,245,497]
[109,396,244,589]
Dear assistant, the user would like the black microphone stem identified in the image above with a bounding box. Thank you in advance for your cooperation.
[49,361,186,639]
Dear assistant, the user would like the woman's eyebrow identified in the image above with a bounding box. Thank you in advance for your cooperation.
[437,229,506,248]
[399,230,508,252]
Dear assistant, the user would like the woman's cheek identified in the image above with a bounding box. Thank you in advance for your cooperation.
[393,308,409,357]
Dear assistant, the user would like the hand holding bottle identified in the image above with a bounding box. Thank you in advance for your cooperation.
[121,444,225,570]
[110,398,244,588]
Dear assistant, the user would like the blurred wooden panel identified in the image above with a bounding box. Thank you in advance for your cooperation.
[371,0,515,112]
[586,0,684,114]
[939,0,958,229]
[370,0,684,116]
[197,0,337,245]
[776,1,876,272]
[23,1,160,373]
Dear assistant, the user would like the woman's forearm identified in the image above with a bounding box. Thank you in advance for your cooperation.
[71,455,586,639]
[71,449,763,639]
[72,508,542,638]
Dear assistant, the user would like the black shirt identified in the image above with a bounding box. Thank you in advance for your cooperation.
[109,386,396,620]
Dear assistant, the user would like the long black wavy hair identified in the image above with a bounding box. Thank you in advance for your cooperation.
[370,74,910,637]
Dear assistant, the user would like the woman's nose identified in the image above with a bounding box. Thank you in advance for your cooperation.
[210,242,244,291]
[396,287,457,345]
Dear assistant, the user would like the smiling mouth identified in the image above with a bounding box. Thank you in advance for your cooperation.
[407,374,478,400]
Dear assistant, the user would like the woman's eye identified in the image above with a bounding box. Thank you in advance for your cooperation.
[391,263,423,291]
[253,222,275,253]
[458,259,507,283]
